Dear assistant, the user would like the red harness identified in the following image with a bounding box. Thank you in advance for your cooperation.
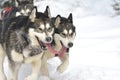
[46,44,67,57]
[1,6,12,18]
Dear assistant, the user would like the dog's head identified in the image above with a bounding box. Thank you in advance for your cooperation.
[54,13,76,48]
[15,0,34,16]
[28,6,54,45]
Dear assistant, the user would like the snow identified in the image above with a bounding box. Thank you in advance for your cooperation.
[2,0,120,80]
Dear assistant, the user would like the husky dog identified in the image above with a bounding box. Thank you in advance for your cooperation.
[0,6,54,80]
[1,0,34,19]
[15,0,34,16]
[0,0,34,48]
[40,13,76,78]
[1,0,34,42]
[0,0,15,8]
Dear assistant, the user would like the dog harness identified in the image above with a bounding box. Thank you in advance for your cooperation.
[46,44,67,57]
[1,6,12,18]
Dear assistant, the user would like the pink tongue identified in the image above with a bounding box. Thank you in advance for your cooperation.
[46,44,66,57]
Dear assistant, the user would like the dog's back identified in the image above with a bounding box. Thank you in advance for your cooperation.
[0,15,29,44]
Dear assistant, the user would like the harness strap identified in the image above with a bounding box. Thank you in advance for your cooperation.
[1,6,12,18]
[47,44,67,57]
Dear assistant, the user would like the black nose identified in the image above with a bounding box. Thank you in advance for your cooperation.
[68,42,73,47]
[46,37,52,42]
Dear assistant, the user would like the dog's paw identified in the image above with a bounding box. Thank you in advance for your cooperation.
[24,75,37,80]
[57,65,67,73]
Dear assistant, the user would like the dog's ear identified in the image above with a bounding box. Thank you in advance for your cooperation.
[55,15,61,28]
[15,0,20,7]
[29,7,36,22]
[29,0,34,4]
[25,0,33,4]
[68,13,73,23]
[44,6,51,18]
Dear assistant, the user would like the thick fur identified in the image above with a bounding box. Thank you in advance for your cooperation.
[1,0,34,19]
[0,6,54,80]
[40,13,76,78]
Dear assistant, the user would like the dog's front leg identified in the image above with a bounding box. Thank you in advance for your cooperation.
[40,57,49,76]
[57,53,69,73]
[0,57,7,80]
[8,60,21,80]
[40,52,54,80]
[25,55,42,80]
[0,45,7,80]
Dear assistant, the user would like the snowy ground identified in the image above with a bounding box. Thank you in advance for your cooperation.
[2,0,120,80]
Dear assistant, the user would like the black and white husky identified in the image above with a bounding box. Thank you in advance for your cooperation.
[1,0,34,19]
[40,13,76,79]
[0,6,54,80]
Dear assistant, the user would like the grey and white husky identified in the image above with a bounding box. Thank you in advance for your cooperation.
[1,0,34,19]
[0,6,54,80]
[40,13,76,79]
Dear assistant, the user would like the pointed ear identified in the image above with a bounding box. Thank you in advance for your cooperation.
[29,0,33,4]
[44,6,51,18]
[29,7,36,22]
[55,15,61,28]
[15,0,20,7]
[33,6,38,12]
[68,13,73,23]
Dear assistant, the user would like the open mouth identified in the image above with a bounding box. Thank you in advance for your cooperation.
[34,36,67,57]
[35,36,47,50]
[60,40,64,47]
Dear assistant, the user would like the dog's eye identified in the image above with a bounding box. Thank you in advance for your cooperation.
[39,28,43,32]
[47,27,52,32]
[71,33,74,36]
[61,33,66,37]
[27,11,31,15]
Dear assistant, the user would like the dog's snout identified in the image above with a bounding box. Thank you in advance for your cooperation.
[46,37,52,42]
[68,42,73,48]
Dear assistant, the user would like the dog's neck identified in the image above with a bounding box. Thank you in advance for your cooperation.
[53,34,62,51]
